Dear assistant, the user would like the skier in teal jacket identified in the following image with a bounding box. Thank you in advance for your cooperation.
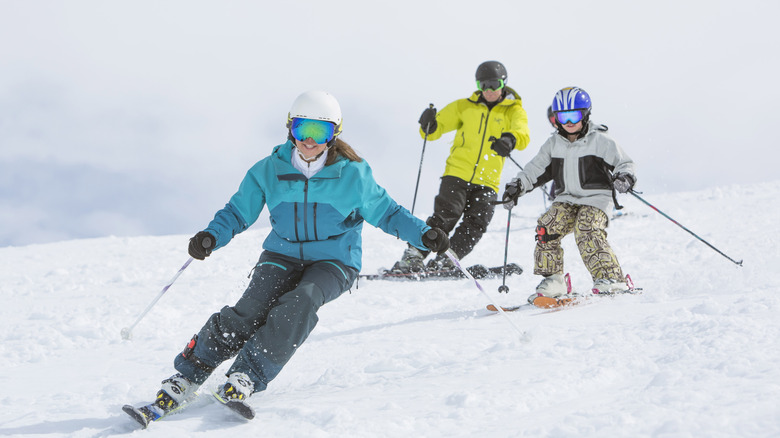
[203,136,425,272]
[125,91,450,425]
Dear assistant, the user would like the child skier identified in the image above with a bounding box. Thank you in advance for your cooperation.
[502,87,636,306]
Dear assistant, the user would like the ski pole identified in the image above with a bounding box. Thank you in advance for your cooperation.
[629,190,743,267]
[498,208,512,293]
[444,249,527,340]
[121,256,197,340]
[500,147,553,207]
[411,103,434,215]
[506,154,523,171]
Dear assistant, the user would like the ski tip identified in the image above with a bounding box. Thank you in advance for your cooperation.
[122,405,150,429]
[227,401,256,420]
[486,303,528,312]
[212,391,256,420]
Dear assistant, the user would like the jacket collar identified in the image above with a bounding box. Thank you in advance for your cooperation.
[273,140,345,179]
[468,86,521,106]
[557,121,604,143]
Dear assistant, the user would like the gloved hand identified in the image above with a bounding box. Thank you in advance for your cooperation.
[612,173,636,193]
[502,179,525,210]
[490,133,516,157]
[419,107,438,134]
[421,227,449,254]
[188,231,216,260]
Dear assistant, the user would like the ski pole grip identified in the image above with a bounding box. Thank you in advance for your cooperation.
[424,103,435,132]
[202,236,213,249]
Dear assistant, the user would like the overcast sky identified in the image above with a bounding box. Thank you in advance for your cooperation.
[1,0,778,247]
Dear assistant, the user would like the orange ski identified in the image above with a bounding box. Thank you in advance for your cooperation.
[531,295,580,309]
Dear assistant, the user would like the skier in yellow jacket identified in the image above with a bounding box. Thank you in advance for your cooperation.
[392,61,530,273]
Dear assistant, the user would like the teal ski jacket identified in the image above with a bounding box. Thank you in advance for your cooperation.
[203,141,429,271]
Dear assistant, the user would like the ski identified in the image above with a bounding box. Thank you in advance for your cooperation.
[212,390,255,420]
[486,274,642,312]
[360,263,523,281]
[123,388,256,428]
[531,288,644,314]
[485,303,531,312]
[531,294,586,310]
[122,391,201,429]
[122,398,191,429]
[610,210,648,221]
[610,210,631,221]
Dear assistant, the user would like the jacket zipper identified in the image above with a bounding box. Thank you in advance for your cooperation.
[293,203,300,241]
[303,180,310,241]
[301,180,309,259]
[470,106,492,183]
[313,203,318,240]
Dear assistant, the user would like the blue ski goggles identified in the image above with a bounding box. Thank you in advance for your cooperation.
[290,118,337,144]
[477,78,505,92]
[555,109,587,125]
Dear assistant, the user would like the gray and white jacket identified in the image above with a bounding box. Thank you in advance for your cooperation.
[512,121,636,214]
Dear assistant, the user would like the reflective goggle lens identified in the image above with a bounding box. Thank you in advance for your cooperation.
[477,79,505,91]
[555,110,585,125]
[290,118,336,144]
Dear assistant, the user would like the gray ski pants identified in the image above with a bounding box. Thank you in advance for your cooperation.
[174,251,357,393]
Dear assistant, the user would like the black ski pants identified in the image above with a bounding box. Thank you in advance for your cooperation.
[424,176,497,259]
[174,251,357,393]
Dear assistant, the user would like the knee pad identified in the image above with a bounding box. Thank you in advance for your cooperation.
[180,334,216,374]
[535,225,561,243]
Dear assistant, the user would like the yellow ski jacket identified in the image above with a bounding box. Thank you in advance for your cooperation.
[420,88,530,192]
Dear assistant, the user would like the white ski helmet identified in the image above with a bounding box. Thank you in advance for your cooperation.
[286,91,343,137]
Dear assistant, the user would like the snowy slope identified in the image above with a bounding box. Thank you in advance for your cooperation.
[0,182,778,438]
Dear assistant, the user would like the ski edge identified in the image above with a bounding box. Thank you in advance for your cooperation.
[212,390,256,420]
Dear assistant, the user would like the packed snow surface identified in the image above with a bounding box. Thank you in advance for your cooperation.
[1,182,778,437]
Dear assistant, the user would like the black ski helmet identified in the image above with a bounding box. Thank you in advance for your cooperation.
[475,61,507,82]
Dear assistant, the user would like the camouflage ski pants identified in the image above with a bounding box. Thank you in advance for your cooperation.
[534,202,624,282]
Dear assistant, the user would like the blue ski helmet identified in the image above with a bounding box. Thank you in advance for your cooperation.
[552,87,591,113]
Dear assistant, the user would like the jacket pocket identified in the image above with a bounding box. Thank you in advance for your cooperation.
[578,155,614,190]
[454,131,465,148]
[535,157,565,194]
[551,157,565,195]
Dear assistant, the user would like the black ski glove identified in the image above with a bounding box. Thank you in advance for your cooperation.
[502,179,525,210]
[419,107,438,134]
[490,133,516,157]
[188,231,216,260]
[421,227,449,254]
[612,173,636,193]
